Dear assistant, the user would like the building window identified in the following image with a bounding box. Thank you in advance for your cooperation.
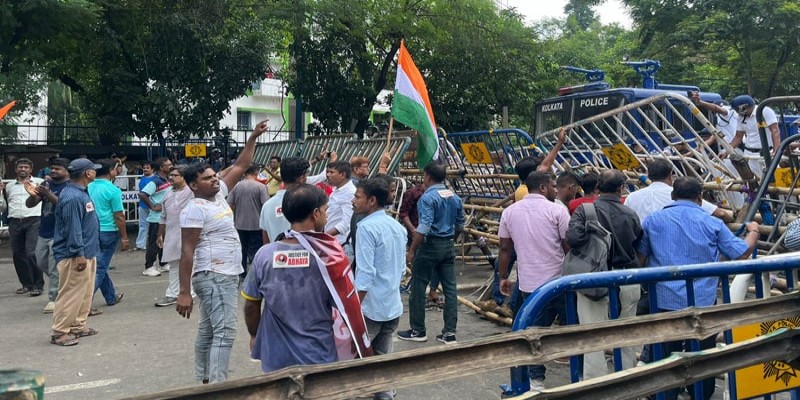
[237,111,251,130]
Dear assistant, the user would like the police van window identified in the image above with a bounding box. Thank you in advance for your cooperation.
[537,101,568,133]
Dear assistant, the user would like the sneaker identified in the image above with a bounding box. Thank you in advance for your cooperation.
[156,264,170,273]
[436,333,457,344]
[142,267,162,277]
[43,301,55,314]
[154,296,177,307]
[530,378,545,392]
[397,329,427,342]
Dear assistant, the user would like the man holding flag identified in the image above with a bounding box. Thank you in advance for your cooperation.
[391,40,465,344]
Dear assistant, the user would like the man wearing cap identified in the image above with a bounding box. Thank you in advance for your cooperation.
[50,158,102,346]
[729,94,781,178]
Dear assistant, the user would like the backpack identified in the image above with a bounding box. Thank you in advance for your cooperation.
[562,203,611,300]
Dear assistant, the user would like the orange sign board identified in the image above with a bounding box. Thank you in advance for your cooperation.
[184,144,207,157]
[732,317,800,398]
[460,142,492,164]
[601,143,640,171]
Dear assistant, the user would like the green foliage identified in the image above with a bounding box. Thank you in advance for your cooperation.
[0,0,98,115]
[622,0,800,98]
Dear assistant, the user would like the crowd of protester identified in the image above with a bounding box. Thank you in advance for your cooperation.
[0,115,776,399]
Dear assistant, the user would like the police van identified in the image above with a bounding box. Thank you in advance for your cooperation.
[534,61,724,152]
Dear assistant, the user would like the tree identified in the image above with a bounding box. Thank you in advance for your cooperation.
[564,0,602,31]
[53,1,282,144]
[621,0,800,98]
[282,0,419,137]
[0,0,98,116]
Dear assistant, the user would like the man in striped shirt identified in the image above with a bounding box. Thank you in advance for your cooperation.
[637,177,759,400]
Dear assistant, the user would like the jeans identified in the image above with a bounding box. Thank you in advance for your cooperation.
[136,207,150,249]
[365,317,400,400]
[145,222,165,269]
[35,237,59,301]
[237,229,262,278]
[192,271,239,383]
[577,285,640,380]
[660,324,716,400]
[9,217,44,290]
[511,291,565,381]
[492,250,518,305]
[94,231,119,305]
[409,238,457,335]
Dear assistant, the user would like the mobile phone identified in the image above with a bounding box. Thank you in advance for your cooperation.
[326,151,332,157]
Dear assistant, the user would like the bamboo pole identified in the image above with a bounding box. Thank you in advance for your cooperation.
[458,296,512,326]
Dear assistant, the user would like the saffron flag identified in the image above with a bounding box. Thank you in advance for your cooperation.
[393,41,439,168]
[286,230,373,360]
[0,100,17,121]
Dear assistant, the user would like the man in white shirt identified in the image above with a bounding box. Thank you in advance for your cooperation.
[5,158,45,296]
[259,157,310,243]
[625,158,732,223]
[729,94,781,179]
[323,161,356,244]
[175,120,267,383]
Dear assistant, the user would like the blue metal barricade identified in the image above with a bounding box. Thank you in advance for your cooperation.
[252,139,301,166]
[438,129,537,199]
[504,254,800,399]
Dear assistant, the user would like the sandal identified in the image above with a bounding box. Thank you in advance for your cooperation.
[29,289,42,297]
[72,327,99,338]
[15,287,30,295]
[50,333,80,346]
[88,308,103,317]
[109,292,123,306]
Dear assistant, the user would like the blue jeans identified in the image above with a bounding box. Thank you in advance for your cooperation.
[492,250,519,305]
[94,231,119,305]
[192,271,239,383]
[511,291,565,381]
[136,207,150,249]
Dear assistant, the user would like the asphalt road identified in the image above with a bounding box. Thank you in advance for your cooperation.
[0,238,746,400]
[0,239,540,400]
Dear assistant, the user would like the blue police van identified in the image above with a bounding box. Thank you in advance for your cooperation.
[533,60,797,152]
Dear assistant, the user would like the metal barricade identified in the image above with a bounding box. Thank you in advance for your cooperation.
[252,139,301,166]
[337,137,412,177]
[300,134,357,175]
[506,253,800,399]
[537,93,743,185]
[425,129,537,200]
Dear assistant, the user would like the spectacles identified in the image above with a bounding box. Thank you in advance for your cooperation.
[169,174,181,177]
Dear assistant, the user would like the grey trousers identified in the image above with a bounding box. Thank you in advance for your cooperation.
[35,237,59,301]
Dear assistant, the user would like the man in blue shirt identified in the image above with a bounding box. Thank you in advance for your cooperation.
[353,178,405,394]
[242,184,336,373]
[88,159,129,313]
[25,158,70,313]
[638,177,759,400]
[398,162,465,344]
[50,158,102,346]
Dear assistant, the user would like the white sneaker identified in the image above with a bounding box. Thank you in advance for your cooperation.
[142,267,162,277]
[530,378,545,392]
[43,301,55,314]
[156,264,170,273]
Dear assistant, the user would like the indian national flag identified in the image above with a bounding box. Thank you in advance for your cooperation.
[393,40,439,168]
[0,100,17,121]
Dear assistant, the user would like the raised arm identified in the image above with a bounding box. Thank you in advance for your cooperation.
[221,120,269,191]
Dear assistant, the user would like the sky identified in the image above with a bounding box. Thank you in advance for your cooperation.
[503,0,632,28]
